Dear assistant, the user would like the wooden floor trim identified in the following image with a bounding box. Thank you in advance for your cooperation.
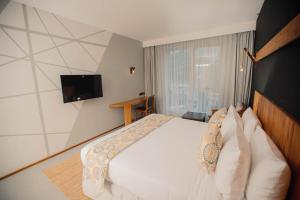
[0,124,124,181]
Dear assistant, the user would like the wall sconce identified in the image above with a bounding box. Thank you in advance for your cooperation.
[129,66,135,75]
[240,48,256,72]
[240,48,246,72]
[243,48,256,63]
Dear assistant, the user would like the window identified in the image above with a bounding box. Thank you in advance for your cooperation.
[164,46,221,115]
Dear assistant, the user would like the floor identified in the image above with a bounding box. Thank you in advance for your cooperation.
[0,132,114,200]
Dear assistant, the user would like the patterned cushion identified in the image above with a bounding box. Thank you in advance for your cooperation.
[198,123,223,173]
[209,107,227,127]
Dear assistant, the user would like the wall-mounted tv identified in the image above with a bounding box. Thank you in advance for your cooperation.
[60,75,103,103]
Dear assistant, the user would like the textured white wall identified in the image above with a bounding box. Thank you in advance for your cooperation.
[0,1,144,176]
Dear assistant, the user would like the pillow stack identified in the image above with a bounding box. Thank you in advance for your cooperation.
[242,109,291,200]
[198,106,291,200]
[215,106,250,200]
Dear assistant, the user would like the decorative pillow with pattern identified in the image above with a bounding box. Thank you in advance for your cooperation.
[198,123,223,174]
[209,107,227,127]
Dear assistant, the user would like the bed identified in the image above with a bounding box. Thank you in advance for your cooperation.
[81,91,300,200]
[81,116,220,200]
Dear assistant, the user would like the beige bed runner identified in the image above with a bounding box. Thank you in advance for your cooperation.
[82,114,174,199]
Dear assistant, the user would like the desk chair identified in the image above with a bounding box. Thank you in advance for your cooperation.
[135,95,155,120]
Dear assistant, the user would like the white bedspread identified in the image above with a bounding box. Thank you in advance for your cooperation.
[81,116,221,200]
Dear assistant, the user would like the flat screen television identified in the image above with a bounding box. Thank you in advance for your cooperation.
[60,75,103,103]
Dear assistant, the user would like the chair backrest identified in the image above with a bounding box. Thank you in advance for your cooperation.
[146,95,155,113]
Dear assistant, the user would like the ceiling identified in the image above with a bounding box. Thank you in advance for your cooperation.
[14,0,264,44]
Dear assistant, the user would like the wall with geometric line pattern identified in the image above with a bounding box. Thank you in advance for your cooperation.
[0,1,144,177]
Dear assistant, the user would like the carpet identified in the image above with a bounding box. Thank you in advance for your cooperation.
[43,153,90,200]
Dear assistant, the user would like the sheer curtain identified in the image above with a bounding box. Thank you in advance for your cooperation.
[144,46,156,96]
[144,31,254,116]
[234,31,255,107]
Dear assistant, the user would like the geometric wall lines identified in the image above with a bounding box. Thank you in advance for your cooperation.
[2,27,29,55]
[35,64,61,91]
[23,2,50,155]
[35,60,95,73]
[0,93,44,135]
[30,33,55,53]
[52,37,70,46]
[33,7,72,74]
[0,1,113,176]
[26,6,47,33]
[36,9,72,38]
[0,55,28,67]
[0,1,25,29]
[54,16,99,67]
[81,31,112,46]
[39,90,78,134]
[0,23,109,48]
[81,43,106,64]
[34,48,66,66]
[0,55,18,65]
[55,15,101,39]
[0,28,26,58]
[0,59,35,98]
[52,14,106,72]
[58,42,99,72]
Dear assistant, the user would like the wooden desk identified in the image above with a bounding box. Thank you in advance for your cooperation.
[110,97,146,125]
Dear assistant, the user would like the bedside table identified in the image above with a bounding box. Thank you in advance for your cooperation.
[182,112,206,122]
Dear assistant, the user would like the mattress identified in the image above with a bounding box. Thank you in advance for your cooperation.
[81,116,221,200]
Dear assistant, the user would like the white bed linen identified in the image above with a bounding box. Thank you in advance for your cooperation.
[81,116,221,200]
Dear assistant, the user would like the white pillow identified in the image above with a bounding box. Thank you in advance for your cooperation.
[242,107,261,125]
[246,126,291,200]
[215,107,250,200]
[242,108,261,140]
[221,105,243,143]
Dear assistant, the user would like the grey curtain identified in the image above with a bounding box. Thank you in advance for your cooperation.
[234,31,255,107]
[144,46,156,96]
[144,31,255,115]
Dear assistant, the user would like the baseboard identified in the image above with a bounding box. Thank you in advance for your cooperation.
[0,124,124,181]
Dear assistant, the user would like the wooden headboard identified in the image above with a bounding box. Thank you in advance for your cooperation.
[253,90,300,200]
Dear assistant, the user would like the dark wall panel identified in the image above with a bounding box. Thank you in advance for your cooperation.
[251,0,300,121]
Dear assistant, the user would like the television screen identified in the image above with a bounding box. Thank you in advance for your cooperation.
[60,75,103,103]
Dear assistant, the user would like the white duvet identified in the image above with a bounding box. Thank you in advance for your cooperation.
[81,116,221,200]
